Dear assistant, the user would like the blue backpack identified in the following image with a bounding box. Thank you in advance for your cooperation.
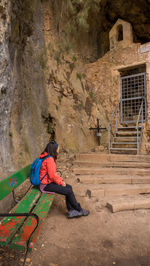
[30,156,51,186]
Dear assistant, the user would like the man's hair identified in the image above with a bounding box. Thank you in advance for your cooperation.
[43,141,58,160]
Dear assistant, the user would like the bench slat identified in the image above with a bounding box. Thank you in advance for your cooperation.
[0,187,41,246]
[0,165,31,200]
[9,193,55,251]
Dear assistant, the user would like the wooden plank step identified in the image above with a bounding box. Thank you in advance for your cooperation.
[9,193,55,251]
[0,187,41,246]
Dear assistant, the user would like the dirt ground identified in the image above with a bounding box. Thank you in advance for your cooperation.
[1,190,150,266]
[1,155,150,266]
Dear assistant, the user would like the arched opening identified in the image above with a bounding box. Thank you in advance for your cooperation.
[117,24,123,41]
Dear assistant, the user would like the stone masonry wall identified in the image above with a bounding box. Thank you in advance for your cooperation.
[85,41,150,154]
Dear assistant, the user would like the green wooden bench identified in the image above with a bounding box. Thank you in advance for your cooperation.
[0,165,55,252]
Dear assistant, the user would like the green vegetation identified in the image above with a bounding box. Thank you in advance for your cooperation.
[48,121,54,135]
[9,131,13,137]
[51,0,101,38]
[89,91,94,99]
[76,72,86,81]
[54,50,62,65]
[72,56,77,62]
[28,39,34,56]
[58,95,63,103]
[38,46,48,69]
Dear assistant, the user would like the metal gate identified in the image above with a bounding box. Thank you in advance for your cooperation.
[120,72,147,124]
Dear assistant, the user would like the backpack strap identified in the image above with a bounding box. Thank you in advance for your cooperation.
[40,155,52,182]
[41,172,48,182]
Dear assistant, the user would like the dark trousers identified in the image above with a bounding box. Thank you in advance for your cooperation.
[44,183,82,212]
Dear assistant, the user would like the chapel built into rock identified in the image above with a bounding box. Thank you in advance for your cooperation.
[86,19,150,154]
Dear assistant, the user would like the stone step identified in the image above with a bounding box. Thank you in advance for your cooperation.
[79,184,150,198]
[73,167,150,176]
[76,153,150,162]
[114,137,137,142]
[76,175,150,185]
[110,147,137,154]
[116,132,139,138]
[106,195,150,213]
[112,142,137,148]
[116,130,138,134]
[118,126,141,131]
[73,161,150,168]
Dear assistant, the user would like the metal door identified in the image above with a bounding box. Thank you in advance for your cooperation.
[120,72,147,124]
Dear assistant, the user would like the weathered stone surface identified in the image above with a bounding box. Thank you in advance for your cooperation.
[0,0,150,177]
[104,184,150,197]
[85,36,150,153]
[0,0,14,175]
[107,197,150,213]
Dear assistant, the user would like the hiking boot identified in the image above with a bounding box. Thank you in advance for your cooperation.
[67,210,82,219]
[80,209,90,216]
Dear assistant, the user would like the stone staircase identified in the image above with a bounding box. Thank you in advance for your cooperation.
[110,126,141,154]
[73,153,150,212]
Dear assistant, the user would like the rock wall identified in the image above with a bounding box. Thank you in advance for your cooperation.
[9,0,51,170]
[42,1,103,153]
[0,0,13,173]
[0,0,100,178]
[0,0,51,178]
[0,0,150,178]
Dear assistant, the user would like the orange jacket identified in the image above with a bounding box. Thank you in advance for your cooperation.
[39,152,65,186]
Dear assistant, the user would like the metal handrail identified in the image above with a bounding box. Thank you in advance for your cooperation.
[108,104,118,153]
[136,100,144,154]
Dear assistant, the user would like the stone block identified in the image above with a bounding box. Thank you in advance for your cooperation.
[86,189,105,198]
[107,201,135,213]
[107,198,150,213]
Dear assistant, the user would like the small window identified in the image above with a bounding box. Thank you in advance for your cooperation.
[117,24,123,41]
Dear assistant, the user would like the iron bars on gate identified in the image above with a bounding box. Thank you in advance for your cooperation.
[108,104,118,153]
[136,100,144,154]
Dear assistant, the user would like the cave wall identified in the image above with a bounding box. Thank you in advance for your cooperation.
[9,0,51,170]
[0,0,13,174]
[0,0,150,178]
[0,0,52,178]
[98,0,150,58]
[0,0,101,178]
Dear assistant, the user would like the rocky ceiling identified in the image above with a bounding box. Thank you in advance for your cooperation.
[97,0,150,57]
